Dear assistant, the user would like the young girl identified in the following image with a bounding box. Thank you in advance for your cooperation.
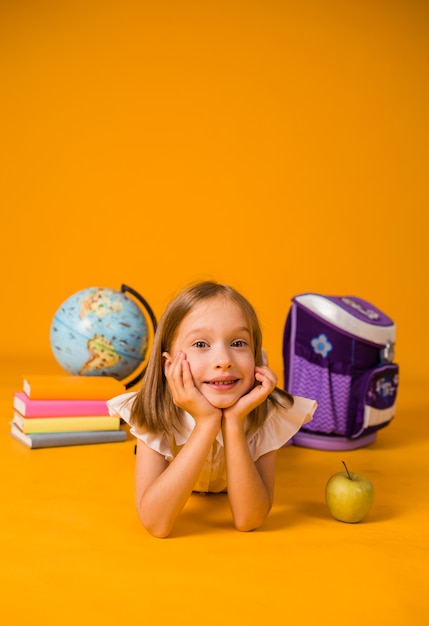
[108,281,316,538]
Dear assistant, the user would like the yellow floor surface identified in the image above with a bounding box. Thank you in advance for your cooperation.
[1,365,428,625]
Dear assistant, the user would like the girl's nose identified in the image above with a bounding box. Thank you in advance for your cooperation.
[214,346,233,369]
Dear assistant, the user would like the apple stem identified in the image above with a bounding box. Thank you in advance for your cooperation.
[342,460,352,480]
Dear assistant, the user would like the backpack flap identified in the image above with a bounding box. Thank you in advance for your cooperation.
[293,294,396,351]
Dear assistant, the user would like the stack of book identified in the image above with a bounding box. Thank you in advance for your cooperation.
[10,374,127,449]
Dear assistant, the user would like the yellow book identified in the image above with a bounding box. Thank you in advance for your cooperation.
[22,374,125,400]
[12,412,120,434]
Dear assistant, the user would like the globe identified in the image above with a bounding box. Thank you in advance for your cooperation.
[50,285,156,385]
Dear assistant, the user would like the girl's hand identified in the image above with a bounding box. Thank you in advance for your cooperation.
[223,365,277,425]
[163,351,222,422]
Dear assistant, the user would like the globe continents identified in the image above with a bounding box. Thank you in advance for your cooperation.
[50,286,152,381]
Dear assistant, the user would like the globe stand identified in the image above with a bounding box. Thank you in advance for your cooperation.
[121,284,158,389]
[292,431,377,451]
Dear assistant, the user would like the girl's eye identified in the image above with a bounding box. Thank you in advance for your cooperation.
[231,340,247,348]
[193,341,208,349]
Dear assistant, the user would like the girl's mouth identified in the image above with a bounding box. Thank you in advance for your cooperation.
[206,378,239,387]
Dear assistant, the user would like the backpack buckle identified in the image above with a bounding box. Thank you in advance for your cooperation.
[381,340,395,363]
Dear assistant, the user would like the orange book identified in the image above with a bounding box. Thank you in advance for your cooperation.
[22,374,125,400]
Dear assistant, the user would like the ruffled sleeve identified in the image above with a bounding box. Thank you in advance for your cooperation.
[106,391,136,424]
[107,392,175,461]
[247,394,317,461]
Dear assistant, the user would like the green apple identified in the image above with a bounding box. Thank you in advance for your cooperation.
[325,461,374,523]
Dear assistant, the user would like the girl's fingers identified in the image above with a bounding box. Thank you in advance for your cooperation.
[241,367,277,409]
[180,357,194,388]
[163,353,219,419]
[254,367,277,391]
[164,352,197,406]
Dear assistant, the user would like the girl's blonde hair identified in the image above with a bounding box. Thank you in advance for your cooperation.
[130,281,293,434]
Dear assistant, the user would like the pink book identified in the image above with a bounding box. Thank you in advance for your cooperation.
[13,392,110,418]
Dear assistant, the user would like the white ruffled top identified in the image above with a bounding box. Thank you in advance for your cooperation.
[107,391,316,493]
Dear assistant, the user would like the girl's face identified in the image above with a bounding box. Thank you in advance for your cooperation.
[168,296,256,409]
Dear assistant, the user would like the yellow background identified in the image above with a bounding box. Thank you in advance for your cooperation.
[1,0,428,385]
[1,2,428,625]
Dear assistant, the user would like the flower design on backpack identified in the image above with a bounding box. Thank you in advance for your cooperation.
[311,334,333,358]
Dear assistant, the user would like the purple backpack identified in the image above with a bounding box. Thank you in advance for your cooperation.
[283,294,399,450]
